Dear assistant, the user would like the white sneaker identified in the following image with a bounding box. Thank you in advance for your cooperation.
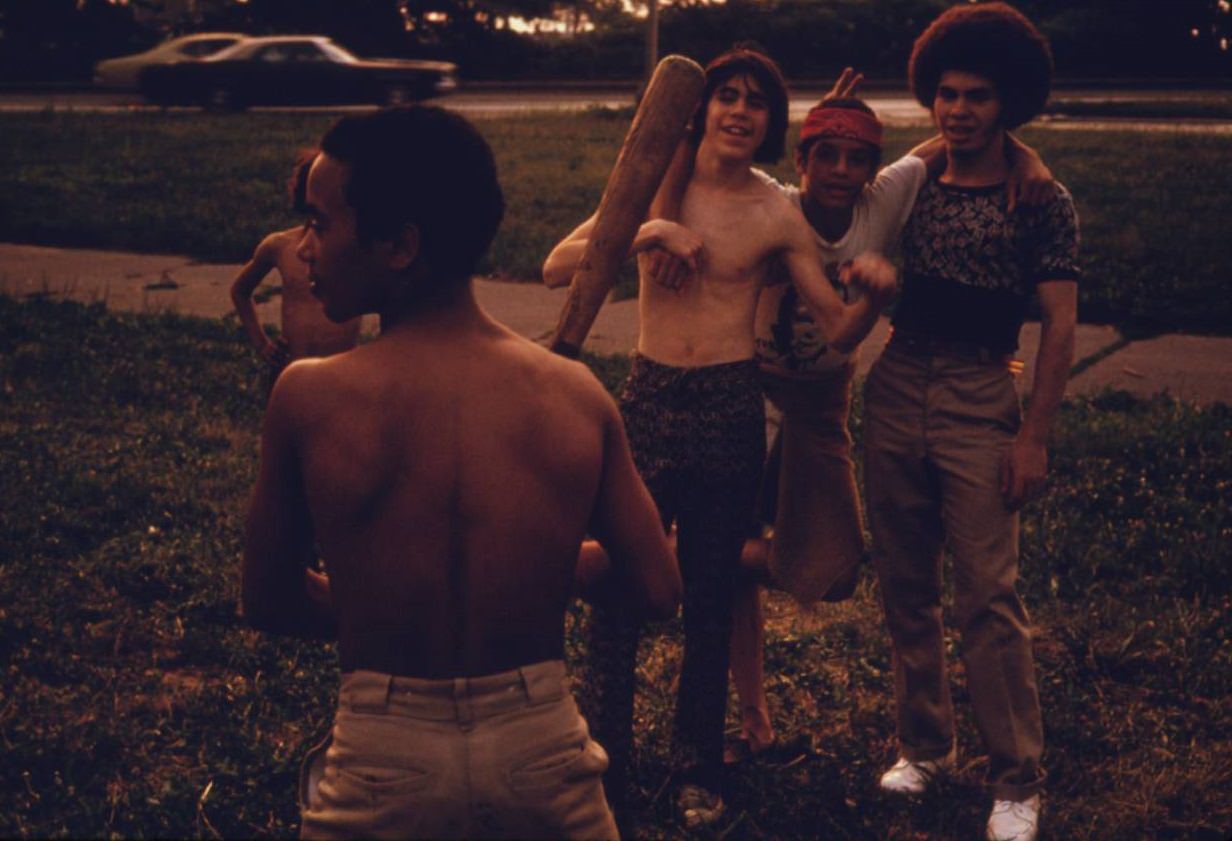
[878,748,956,794]
[986,794,1041,841]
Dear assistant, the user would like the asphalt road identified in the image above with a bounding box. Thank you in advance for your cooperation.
[1,86,918,119]
[7,87,1232,133]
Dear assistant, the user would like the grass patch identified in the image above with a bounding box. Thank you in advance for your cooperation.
[2,295,1229,839]
[2,111,1231,332]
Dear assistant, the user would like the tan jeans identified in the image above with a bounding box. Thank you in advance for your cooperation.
[864,346,1045,800]
[759,362,864,604]
[300,661,617,840]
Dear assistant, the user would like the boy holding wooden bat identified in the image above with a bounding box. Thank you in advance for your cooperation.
[543,47,896,830]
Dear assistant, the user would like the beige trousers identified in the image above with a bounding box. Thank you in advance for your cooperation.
[864,346,1045,800]
[300,661,618,840]
[760,362,864,604]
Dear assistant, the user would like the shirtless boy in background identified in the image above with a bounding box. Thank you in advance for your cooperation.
[230,149,361,384]
[242,106,681,840]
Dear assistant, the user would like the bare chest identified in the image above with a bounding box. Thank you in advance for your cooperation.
[681,193,780,287]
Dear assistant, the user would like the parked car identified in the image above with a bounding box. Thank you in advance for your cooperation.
[138,35,459,110]
[94,33,246,89]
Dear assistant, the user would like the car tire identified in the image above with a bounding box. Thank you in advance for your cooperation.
[382,83,413,106]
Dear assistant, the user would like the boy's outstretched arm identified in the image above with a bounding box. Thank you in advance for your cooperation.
[241,367,336,638]
[778,210,897,353]
[229,235,290,367]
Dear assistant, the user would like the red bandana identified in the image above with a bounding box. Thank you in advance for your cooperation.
[799,105,883,149]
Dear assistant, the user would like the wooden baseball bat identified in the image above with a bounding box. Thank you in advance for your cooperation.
[549,55,706,358]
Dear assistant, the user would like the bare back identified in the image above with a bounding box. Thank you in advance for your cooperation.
[274,314,616,677]
[267,228,361,359]
[637,174,801,366]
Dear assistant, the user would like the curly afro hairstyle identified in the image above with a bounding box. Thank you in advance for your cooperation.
[909,1,1053,130]
[690,45,789,164]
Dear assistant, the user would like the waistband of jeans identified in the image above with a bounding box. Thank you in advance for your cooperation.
[886,330,1023,373]
[338,660,567,724]
[631,351,760,376]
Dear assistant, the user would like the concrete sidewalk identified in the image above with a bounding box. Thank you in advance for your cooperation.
[2,242,1230,405]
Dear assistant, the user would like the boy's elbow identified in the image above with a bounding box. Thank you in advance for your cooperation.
[542,262,570,289]
[826,317,859,354]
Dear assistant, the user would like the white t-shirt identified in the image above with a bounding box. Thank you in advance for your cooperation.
[754,154,928,375]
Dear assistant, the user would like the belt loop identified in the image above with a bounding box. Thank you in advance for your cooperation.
[519,664,564,706]
[349,672,392,714]
[453,678,475,729]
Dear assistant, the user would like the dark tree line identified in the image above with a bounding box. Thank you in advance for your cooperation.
[1,0,1228,82]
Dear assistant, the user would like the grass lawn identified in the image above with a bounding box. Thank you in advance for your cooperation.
[1,110,1230,334]
[2,296,1229,839]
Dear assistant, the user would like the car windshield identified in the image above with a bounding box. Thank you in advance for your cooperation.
[317,41,357,63]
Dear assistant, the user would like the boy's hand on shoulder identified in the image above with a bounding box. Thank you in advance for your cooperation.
[1005,140,1055,213]
[841,253,898,308]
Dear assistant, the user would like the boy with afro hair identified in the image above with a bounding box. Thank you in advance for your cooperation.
[864,4,1079,841]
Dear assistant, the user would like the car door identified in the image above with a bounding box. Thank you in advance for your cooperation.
[269,41,346,104]
[247,44,299,104]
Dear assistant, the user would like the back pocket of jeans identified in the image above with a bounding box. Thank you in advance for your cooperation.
[507,737,608,792]
[331,761,434,798]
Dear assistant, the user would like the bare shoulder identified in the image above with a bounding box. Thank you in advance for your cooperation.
[265,351,356,424]
[752,175,811,245]
[745,173,799,223]
[256,227,303,260]
[251,230,281,259]
[515,333,615,407]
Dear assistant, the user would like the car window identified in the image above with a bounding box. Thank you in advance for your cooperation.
[180,39,237,58]
[257,45,290,63]
[200,39,240,55]
[286,43,329,62]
